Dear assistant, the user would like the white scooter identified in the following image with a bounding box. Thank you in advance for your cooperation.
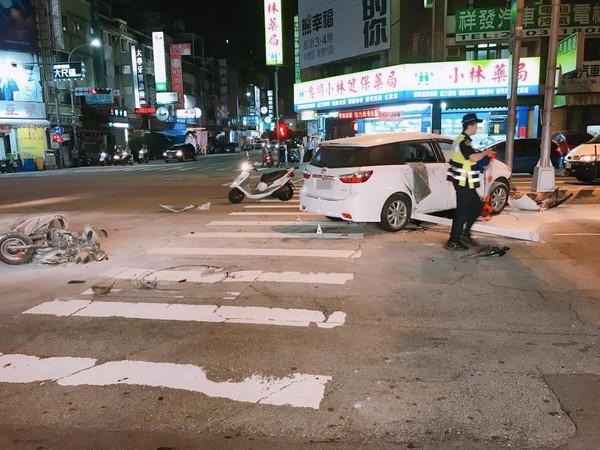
[228,159,295,203]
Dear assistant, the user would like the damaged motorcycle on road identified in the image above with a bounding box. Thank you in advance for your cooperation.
[0,214,108,265]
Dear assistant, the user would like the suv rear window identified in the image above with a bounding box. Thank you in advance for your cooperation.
[311,142,437,168]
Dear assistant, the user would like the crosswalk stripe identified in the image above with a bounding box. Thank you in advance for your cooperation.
[0,353,331,409]
[99,267,354,284]
[24,299,346,328]
[229,211,318,216]
[181,231,363,239]
[244,204,300,208]
[207,220,360,227]
[146,247,361,258]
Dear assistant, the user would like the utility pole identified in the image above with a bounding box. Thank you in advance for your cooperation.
[533,0,560,192]
[505,0,524,172]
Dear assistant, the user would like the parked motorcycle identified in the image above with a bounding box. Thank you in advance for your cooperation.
[138,145,149,163]
[228,157,295,203]
[99,151,111,166]
[112,146,133,165]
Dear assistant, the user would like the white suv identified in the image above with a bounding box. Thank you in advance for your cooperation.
[564,133,600,182]
[299,132,512,232]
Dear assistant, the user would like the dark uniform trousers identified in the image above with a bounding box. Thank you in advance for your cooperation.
[450,181,483,242]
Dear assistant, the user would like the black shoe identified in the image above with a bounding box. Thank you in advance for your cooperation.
[461,233,479,247]
[446,240,468,250]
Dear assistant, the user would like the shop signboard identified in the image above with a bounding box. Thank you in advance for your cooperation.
[558,60,600,94]
[152,32,167,91]
[294,57,540,111]
[456,4,600,42]
[557,32,584,75]
[16,127,47,159]
[53,62,84,80]
[298,0,391,70]
[0,100,47,119]
[264,0,284,65]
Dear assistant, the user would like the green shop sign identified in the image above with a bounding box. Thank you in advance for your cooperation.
[456,3,600,42]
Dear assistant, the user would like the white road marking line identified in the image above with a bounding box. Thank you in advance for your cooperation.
[98,268,354,284]
[0,354,331,409]
[0,194,90,209]
[181,231,363,239]
[24,300,347,328]
[146,247,361,258]
[244,204,300,208]
[553,233,600,236]
[207,220,361,227]
[229,211,319,216]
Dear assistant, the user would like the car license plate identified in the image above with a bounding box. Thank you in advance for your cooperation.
[316,178,333,190]
[564,161,571,169]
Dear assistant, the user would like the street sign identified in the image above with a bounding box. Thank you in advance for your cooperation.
[53,125,64,134]
[74,87,92,96]
[53,62,85,80]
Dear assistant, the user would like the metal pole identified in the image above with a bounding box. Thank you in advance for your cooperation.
[505,0,524,172]
[532,0,560,192]
[275,66,280,148]
[53,80,62,168]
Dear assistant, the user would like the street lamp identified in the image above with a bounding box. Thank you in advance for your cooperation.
[68,38,101,159]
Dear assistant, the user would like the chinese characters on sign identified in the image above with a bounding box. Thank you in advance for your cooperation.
[264,0,283,65]
[294,57,540,111]
[152,32,167,91]
[170,44,187,108]
[131,46,147,108]
[558,60,600,93]
[456,4,600,41]
[298,0,390,70]
[339,108,379,119]
[52,62,84,80]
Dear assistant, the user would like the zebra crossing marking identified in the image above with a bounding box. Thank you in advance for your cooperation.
[23,299,346,328]
[98,267,354,284]
[146,247,361,258]
[0,353,331,409]
[182,231,363,239]
[229,211,320,216]
[207,220,362,227]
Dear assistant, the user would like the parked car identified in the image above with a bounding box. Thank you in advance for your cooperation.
[223,142,241,153]
[564,133,600,182]
[163,143,198,162]
[482,138,561,174]
[253,138,267,150]
[299,132,512,232]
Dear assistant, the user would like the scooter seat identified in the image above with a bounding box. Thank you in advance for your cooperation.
[260,169,289,183]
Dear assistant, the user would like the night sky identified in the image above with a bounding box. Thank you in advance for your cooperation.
[111,0,297,114]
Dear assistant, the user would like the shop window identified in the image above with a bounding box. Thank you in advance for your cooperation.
[120,38,129,53]
[74,20,83,37]
[466,43,508,61]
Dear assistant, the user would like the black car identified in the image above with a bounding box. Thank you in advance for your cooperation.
[163,143,198,162]
[483,138,561,174]
[223,142,241,153]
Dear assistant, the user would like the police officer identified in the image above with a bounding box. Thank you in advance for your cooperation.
[446,113,496,250]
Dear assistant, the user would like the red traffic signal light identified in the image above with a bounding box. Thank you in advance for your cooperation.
[277,123,288,139]
[52,134,63,143]
[89,87,112,95]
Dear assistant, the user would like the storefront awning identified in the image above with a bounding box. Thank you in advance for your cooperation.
[0,119,50,127]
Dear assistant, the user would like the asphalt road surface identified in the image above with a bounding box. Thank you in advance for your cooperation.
[0,154,599,449]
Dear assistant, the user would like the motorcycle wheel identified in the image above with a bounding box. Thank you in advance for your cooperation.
[0,232,34,265]
[228,188,245,204]
[276,183,294,201]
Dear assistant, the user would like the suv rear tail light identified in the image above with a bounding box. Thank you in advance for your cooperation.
[303,170,312,179]
[339,170,373,183]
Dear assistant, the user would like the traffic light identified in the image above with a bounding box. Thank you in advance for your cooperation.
[277,122,288,140]
[89,87,112,95]
[51,133,63,143]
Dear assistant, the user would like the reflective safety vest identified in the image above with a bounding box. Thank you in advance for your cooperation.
[446,134,481,189]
